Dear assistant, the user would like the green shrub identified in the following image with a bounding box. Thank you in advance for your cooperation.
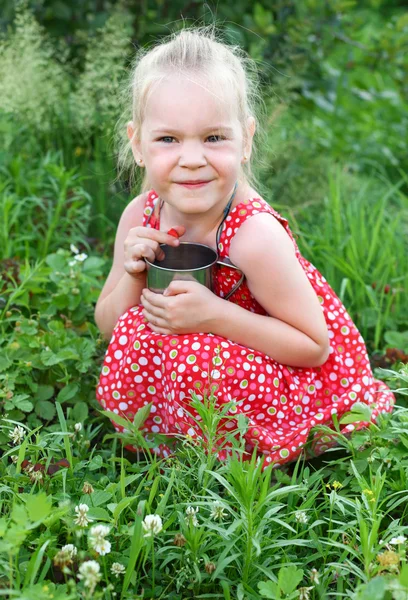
[0,246,108,432]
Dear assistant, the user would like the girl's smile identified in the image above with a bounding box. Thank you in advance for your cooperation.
[176,180,212,189]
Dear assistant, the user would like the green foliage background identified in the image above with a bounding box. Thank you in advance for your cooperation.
[1,2,408,599]
[0,0,407,430]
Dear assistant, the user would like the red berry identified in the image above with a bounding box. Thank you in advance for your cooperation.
[384,284,391,294]
[167,228,179,238]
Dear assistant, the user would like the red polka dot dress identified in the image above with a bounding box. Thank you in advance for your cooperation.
[96,191,395,467]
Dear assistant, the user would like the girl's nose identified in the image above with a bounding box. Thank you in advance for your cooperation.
[178,143,207,168]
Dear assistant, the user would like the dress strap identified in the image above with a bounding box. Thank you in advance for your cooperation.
[144,193,163,229]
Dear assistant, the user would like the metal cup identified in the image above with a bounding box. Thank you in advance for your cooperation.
[145,242,240,294]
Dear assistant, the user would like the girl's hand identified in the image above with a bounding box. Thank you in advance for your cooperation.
[123,225,185,279]
[140,281,221,335]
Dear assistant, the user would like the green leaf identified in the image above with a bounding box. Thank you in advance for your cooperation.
[0,518,7,536]
[20,320,38,335]
[399,564,408,588]
[26,493,52,524]
[83,256,105,272]
[384,330,408,352]
[11,503,28,526]
[278,565,304,595]
[47,320,65,334]
[340,402,373,425]
[24,539,50,586]
[87,507,111,522]
[72,401,88,422]
[356,576,387,600]
[41,348,80,365]
[89,455,103,471]
[11,394,33,412]
[35,385,54,401]
[35,400,56,420]
[0,355,12,372]
[16,399,34,413]
[122,502,145,596]
[57,383,79,403]
[87,490,112,507]
[100,410,134,431]
[45,254,67,271]
[258,581,279,599]
[111,496,138,521]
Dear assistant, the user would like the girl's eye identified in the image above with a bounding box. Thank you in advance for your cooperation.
[156,134,226,143]
[207,135,226,142]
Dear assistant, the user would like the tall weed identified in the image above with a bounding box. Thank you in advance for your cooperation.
[0,153,93,261]
[288,168,408,350]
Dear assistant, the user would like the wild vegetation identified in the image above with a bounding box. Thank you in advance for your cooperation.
[0,1,407,598]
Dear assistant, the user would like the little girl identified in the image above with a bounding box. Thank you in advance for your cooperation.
[95,27,395,467]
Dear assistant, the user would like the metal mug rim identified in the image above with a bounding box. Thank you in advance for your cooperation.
[144,241,218,273]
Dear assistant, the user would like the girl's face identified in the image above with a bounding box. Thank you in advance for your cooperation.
[130,75,254,217]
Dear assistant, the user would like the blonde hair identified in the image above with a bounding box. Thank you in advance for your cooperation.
[115,25,266,194]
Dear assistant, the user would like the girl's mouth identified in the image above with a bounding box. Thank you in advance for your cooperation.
[177,181,210,189]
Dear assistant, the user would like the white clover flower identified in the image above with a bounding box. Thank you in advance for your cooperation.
[389,536,407,545]
[53,544,77,569]
[210,501,227,521]
[310,568,320,584]
[70,243,79,254]
[299,586,314,600]
[9,425,26,445]
[142,514,163,538]
[294,510,309,524]
[78,560,101,589]
[31,470,44,483]
[185,506,199,527]
[111,562,126,577]
[93,538,111,556]
[89,524,111,556]
[82,481,94,494]
[61,544,77,559]
[74,422,82,432]
[74,503,92,527]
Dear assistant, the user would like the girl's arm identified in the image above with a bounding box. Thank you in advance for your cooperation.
[94,193,184,340]
[94,194,147,340]
[210,301,329,368]
[216,212,330,367]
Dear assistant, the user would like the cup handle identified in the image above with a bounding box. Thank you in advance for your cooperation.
[215,256,245,300]
[216,256,241,270]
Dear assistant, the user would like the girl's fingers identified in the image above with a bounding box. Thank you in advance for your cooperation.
[129,227,182,246]
[141,289,167,309]
[140,294,166,318]
[142,309,167,331]
[168,225,186,238]
[134,243,156,263]
[146,323,171,334]
[125,258,146,274]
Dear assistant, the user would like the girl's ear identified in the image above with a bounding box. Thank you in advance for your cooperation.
[127,120,142,161]
[244,116,256,158]
[126,120,134,141]
[247,116,256,143]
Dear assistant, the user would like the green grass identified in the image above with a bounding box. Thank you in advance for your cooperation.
[280,168,408,351]
[1,376,408,598]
